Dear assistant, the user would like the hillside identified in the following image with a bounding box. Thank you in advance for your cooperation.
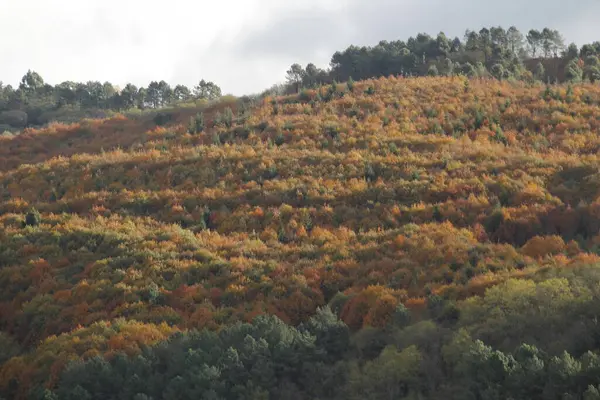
[3,76,600,399]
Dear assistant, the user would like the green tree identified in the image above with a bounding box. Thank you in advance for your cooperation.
[461,62,478,77]
[286,63,305,93]
[478,27,493,63]
[565,59,584,82]
[173,85,191,101]
[565,43,580,59]
[19,70,44,94]
[193,80,222,100]
[585,56,600,82]
[146,81,161,108]
[584,385,600,400]
[136,87,147,109]
[491,64,505,80]
[427,64,439,76]
[442,58,455,76]
[345,345,423,400]
[436,32,451,56]
[54,81,77,107]
[534,62,546,81]
[24,208,41,227]
[189,112,204,134]
[527,29,543,57]
[119,84,138,110]
[490,26,508,49]
[222,107,234,128]
[157,80,173,106]
[507,26,524,55]
[581,44,599,58]
[302,306,349,361]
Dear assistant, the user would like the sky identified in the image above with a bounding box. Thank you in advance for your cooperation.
[1,0,599,95]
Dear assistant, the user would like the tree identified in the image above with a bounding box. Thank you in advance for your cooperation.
[585,56,600,82]
[145,81,172,108]
[119,84,138,110]
[0,82,13,110]
[465,30,480,52]
[478,28,493,63]
[193,80,222,100]
[565,43,579,60]
[157,80,173,106]
[460,62,478,77]
[24,208,41,227]
[392,303,412,329]
[82,81,104,108]
[442,58,455,76]
[286,63,305,93]
[19,70,44,93]
[491,64,506,80]
[222,107,234,128]
[173,85,191,101]
[436,32,451,56]
[74,83,90,106]
[303,63,328,88]
[507,26,524,55]
[302,306,349,361]
[565,59,584,82]
[581,44,598,58]
[146,81,161,108]
[345,345,423,399]
[534,62,546,81]
[55,81,77,107]
[541,28,564,57]
[527,29,543,58]
[100,82,117,109]
[451,37,463,53]
[550,30,565,57]
[136,87,147,109]
[189,112,204,134]
[490,26,508,49]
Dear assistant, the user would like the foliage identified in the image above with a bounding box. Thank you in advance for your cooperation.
[3,74,600,398]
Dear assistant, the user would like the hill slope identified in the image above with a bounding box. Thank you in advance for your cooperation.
[3,77,600,399]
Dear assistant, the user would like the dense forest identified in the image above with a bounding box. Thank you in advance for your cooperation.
[281,26,600,93]
[2,25,600,400]
[0,76,222,133]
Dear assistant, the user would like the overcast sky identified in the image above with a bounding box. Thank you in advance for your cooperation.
[1,0,599,95]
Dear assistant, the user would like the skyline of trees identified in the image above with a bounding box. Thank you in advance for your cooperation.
[2,25,600,133]
[0,73,223,132]
[280,26,600,95]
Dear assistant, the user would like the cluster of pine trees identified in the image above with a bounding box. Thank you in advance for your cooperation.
[0,73,221,132]
[280,26,600,94]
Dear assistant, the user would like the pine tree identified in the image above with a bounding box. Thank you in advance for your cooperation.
[24,208,41,227]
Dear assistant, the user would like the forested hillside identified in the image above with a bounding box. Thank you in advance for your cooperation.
[3,75,600,399]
